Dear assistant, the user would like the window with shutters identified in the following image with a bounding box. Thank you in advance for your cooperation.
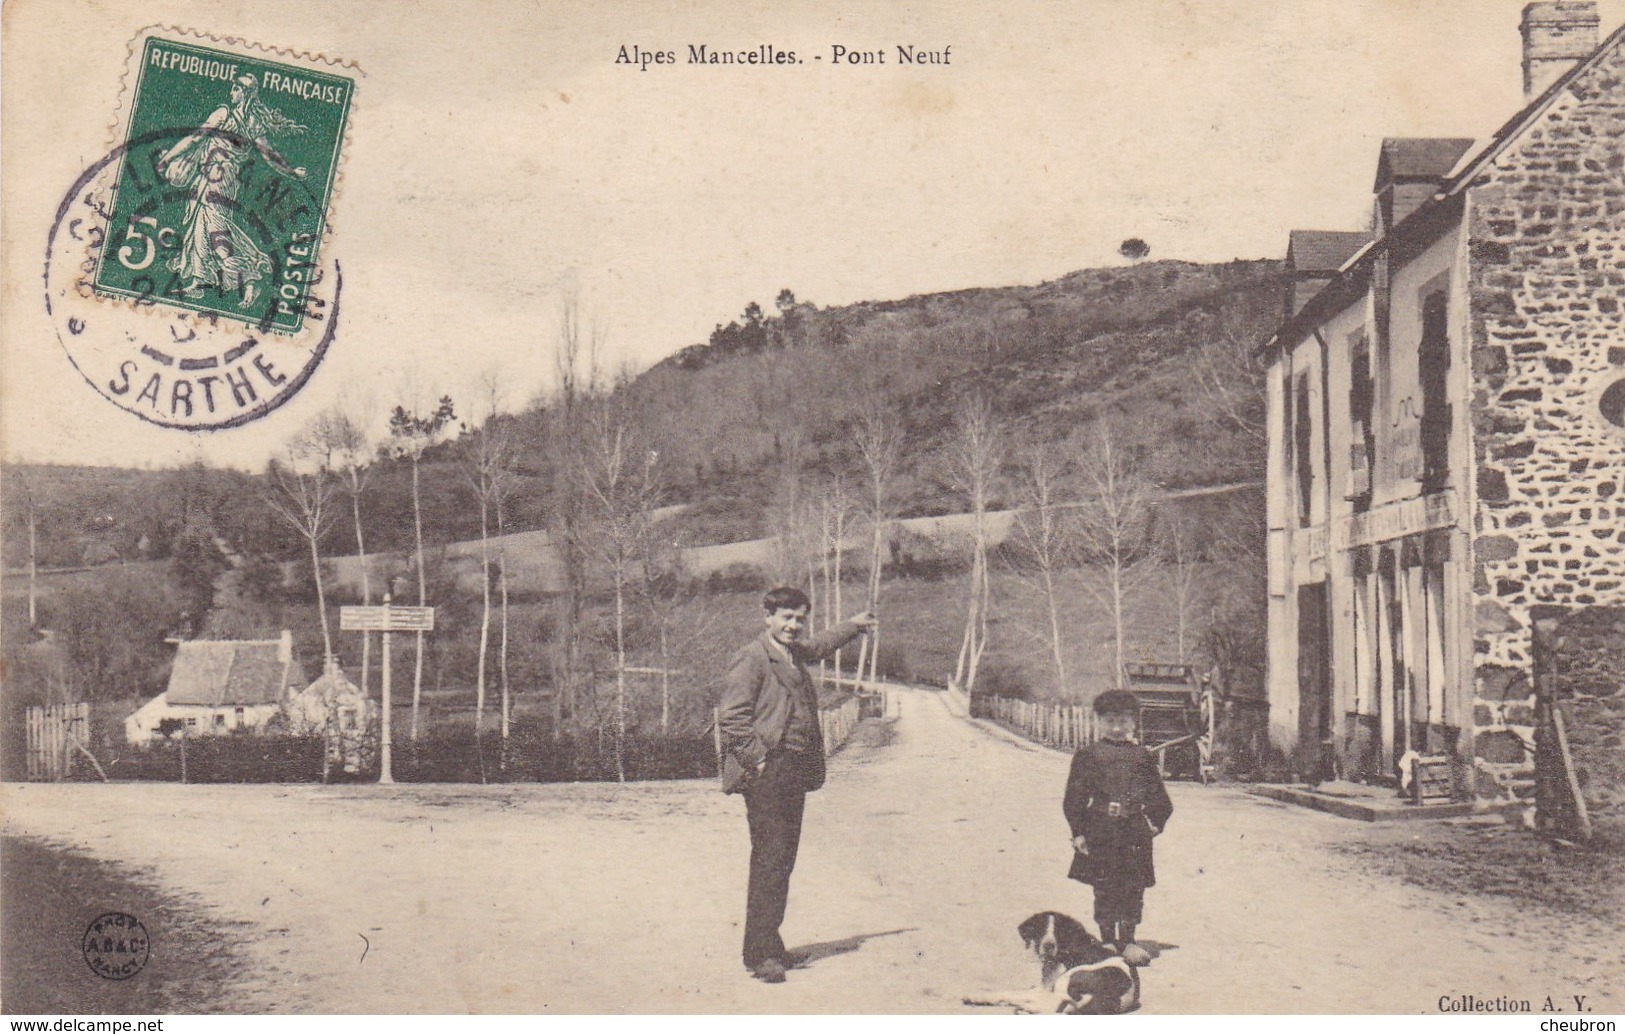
[1419,290,1452,493]
[1295,370,1313,528]
[1348,330,1375,509]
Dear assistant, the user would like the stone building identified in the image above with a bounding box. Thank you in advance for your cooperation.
[1262,2,1625,833]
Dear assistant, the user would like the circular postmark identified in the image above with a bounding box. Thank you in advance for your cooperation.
[45,125,342,431]
[82,911,150,981]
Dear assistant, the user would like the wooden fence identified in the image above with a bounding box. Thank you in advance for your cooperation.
[970,693,1099,750]
[825,676,892,721]
[819,696,863,753]
[25,703,91,781]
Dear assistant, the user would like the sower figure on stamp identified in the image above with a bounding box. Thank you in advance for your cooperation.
[718,587,875,984]
[1063,689,1173,968]
[156,74,307,308]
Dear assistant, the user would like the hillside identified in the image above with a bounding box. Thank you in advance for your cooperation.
[3,257,1278,569]
[2,256,1279,715]
[632,258,1278,542]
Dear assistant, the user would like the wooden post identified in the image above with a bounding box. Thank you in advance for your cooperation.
[1552,702,1593,841]
[380,593,394,784]
[27,500,37,628]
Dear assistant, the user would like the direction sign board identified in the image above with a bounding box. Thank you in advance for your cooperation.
[340,605,436,632]
[339,606,387,630]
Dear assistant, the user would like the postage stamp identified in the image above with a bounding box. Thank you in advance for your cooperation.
[43,28,359,430]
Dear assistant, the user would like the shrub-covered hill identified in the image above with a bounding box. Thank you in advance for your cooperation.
[630,257,1279,541]
[3,256,1280,573]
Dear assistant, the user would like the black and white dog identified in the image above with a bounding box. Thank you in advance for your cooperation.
[1016,911,1141,1015]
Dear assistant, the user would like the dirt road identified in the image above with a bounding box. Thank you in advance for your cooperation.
[3,687,1619,1013]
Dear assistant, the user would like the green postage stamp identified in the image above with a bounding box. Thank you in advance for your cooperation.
[96,35,353,331]
[44,28,359,430]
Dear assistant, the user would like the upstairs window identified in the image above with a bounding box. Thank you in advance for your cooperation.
[1348,332,1375,510]
[1419,291,1452,493]
[1295,370,1313,528]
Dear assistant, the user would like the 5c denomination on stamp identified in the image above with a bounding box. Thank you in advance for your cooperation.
[44,28,360,431]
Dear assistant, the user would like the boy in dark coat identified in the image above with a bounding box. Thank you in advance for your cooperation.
[1063,689,1173,967]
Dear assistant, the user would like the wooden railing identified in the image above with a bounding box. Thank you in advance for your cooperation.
[819,696,863,754]
[824,675,891,721]
[969,693,1098,750]
[712,692,873,777]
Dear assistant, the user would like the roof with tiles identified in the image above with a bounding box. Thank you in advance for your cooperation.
[165,638,304,706]
[1287,230,1374,276]
[1375,137,1477,186]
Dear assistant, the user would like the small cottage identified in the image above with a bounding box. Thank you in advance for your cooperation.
[125,631,306,744]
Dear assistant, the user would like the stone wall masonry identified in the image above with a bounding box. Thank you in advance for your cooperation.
[1537,608,1625,840]
[1468,44,1625,811]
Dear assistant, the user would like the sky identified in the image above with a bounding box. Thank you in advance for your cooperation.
[5,0,1625,470]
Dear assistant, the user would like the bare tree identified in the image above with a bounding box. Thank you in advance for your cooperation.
[16,472,39,629]
[949,393,1001,695]
[264,445,339,664]
[1070,425,1160,688]
[462,374,518,742]
[1163,510,1202,664]
[578,393,660,782]
[817,474,859,683]
[388,391,457,741]
[635,498,688,735]
[543,297,604,733]
[495,461,519,744]
[1192,306,1270,447]
[1009,443,1074,695]
[1202,492,1269,703]
[303,406,374,690]
[765,427,818,590]
[853,394,901,684]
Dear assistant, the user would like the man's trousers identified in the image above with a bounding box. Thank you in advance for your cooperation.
[741,751,811,967]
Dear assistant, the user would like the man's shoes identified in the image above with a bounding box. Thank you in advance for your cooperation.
[783,948,813,969]
[749,959,787,983]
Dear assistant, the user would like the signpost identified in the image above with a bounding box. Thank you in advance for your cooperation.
[340,595,435,783]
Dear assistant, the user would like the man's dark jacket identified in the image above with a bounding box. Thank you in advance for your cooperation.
[1063,739,1173,888]
[717,622,863,794]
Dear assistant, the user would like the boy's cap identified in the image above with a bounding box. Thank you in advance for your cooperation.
[1092,690,1139,717]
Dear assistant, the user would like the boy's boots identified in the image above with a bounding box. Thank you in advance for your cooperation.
[1099,921,1119,951]
[1118,924,1152,967]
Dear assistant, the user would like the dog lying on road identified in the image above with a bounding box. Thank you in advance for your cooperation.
[963,911,1141,1014]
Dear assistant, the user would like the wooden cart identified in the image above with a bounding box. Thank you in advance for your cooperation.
[1121,662,1217,783]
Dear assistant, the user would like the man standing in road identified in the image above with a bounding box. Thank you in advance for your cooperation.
[718,586,876,983]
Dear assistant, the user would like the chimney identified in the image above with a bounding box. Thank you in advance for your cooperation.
[1522,2,1600,99]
